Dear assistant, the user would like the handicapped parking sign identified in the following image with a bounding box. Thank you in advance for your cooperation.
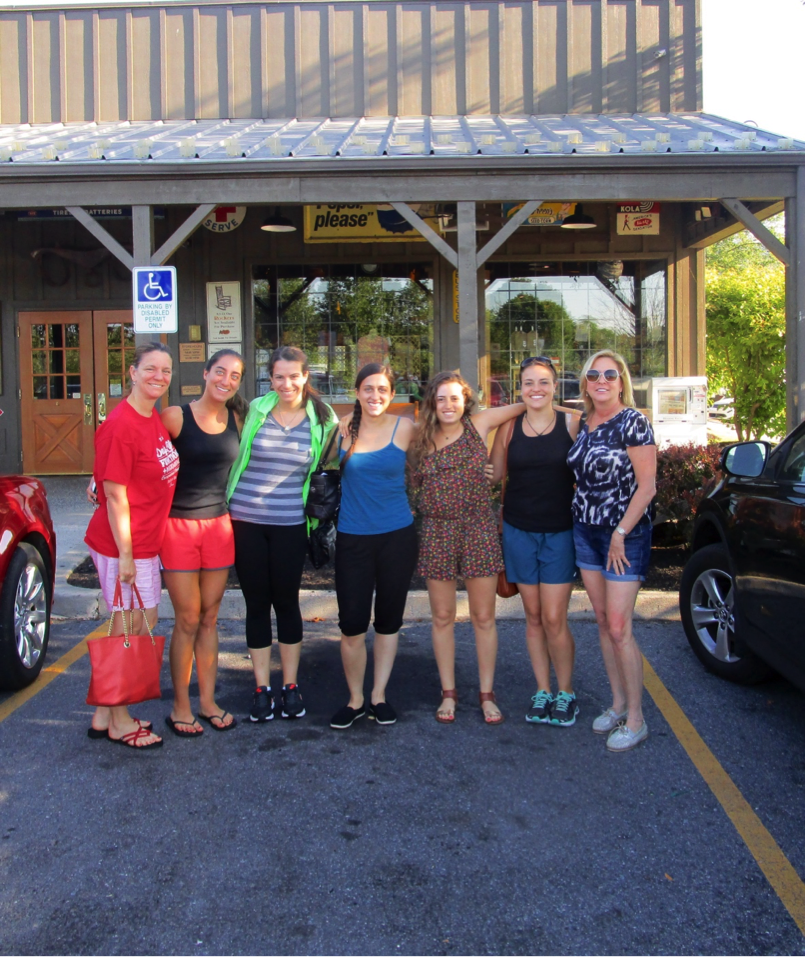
[132,266,178,334]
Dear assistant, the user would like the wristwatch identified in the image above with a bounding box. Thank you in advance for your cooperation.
[616,526,627,537]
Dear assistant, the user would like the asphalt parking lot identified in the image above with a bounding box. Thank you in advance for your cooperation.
[0,615,803,956]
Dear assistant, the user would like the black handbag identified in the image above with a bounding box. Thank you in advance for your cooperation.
[305,428,341,522]
[308,519,337,569]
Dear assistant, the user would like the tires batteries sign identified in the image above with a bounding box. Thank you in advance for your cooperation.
[132,266,178,334]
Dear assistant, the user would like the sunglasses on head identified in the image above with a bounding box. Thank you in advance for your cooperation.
[585,368,620,382]
[520,356,555,370]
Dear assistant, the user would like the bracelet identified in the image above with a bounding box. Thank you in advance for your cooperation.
[615,526,627,537]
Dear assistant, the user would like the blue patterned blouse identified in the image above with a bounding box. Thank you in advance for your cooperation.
[567,407,655,527]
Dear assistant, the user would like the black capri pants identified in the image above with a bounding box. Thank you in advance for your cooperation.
[335,524,418,637]
[232,520,308,648]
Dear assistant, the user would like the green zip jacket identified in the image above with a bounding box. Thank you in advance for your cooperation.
[226,391,338,531]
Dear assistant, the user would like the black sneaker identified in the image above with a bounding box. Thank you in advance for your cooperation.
[367,701,397,725]
[549,691,579,727]
[250,686,274,722]
[330,704,366,729]
[281,683,306,719]
[526,690,554,724]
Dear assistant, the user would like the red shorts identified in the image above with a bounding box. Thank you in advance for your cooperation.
[160,515,235,572]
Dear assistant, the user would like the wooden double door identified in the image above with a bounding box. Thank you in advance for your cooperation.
[19,311,134,474]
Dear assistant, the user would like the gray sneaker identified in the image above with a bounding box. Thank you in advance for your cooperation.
[606,721,649,752]
[592,707,628,735]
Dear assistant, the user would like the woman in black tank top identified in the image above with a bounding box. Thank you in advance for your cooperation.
[489,357,582,728]
[158,350,247,737]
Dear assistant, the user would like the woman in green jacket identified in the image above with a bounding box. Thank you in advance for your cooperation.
[227,346,338,723]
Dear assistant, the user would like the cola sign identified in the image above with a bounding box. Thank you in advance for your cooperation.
[617,202,660,235]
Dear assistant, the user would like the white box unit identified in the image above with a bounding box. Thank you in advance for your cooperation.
[632,376,708,448]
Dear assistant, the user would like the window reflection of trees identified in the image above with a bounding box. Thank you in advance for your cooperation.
[253,266,432,399]
[486,261,667,403]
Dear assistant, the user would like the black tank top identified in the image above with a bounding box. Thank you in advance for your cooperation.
[169,404,240,519]
[503,410,575,533]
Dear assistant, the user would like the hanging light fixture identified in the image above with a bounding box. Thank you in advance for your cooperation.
[560,203,596,229]
[260,207,296,232]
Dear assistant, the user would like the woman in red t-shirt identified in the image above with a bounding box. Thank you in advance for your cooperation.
[85,342,179,750]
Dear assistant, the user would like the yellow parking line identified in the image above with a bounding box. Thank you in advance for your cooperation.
[0,624,105,725]
[643,655,805,935]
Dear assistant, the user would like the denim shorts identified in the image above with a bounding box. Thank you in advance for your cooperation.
[572,521,652,583]
[502,521,578,586]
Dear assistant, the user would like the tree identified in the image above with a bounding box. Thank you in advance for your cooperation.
[705,264,786,441]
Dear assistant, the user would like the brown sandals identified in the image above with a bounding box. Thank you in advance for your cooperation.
[479,691,505,725]
[435,689,458,724]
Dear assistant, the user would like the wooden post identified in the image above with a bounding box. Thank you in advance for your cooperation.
[456,201,479,394]
[785,168,805,429]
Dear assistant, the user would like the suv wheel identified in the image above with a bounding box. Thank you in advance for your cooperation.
[679,543,772,684]
[0,543,51,691]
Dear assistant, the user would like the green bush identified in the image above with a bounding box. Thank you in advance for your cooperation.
[654,443,724,541]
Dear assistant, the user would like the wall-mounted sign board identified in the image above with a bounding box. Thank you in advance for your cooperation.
[304,204,439,243]
[616,202,660,235]
[132,266,177,334]
[503,202,576,225]
[179,342,206,363]
[206,282,242,342]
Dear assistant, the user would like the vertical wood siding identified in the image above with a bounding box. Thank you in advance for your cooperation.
[0,0,701,124]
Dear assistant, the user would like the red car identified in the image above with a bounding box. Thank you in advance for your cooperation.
[0,476,56,690]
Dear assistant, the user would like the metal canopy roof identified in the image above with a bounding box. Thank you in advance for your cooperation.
[0,113,801,166]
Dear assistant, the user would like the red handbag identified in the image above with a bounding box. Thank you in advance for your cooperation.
[496,419,519,600]
[86,582,166,707]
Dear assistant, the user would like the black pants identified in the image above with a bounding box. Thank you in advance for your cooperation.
[232,520,308,648]
[335,524,418,637]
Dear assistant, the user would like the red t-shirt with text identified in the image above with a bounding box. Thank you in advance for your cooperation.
[85,400,179,559]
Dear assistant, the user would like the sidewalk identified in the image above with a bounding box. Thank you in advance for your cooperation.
[42,476,681,623]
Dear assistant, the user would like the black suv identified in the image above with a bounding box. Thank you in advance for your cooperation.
[679,423,804,688]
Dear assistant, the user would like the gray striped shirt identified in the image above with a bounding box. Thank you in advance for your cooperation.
[229,415,312,525]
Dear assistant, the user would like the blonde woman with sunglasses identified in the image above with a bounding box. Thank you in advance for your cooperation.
[567,350,657,753]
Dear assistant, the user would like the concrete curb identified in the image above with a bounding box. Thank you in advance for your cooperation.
[53,584,681,623]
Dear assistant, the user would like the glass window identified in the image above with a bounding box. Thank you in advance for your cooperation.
[253,263,433,402]
[485,260,666,407]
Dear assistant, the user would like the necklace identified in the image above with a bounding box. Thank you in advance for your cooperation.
[523,411,555,437]
[437,424,463,445]
[275,407,303,434]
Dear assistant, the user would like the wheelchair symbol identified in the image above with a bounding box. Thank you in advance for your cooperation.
[140,272,170,301]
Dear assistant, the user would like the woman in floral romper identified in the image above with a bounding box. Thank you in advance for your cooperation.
[412,372,523,725]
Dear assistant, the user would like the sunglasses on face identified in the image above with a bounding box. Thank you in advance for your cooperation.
[521,356,555,370]
[585,369,620,382]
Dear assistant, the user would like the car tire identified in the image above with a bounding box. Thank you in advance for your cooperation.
[679,543,772,684]
[0,543,51,691]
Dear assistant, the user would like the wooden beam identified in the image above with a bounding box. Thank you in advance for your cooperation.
[150,203,217,265]
[456,201,479,391]
[132,206,154,267]
[686,201,784,249]
[475,200,542,267]
[65,207,134,270]
[785,168,805,428]
[719,198,791,267]
[389,202,458,268]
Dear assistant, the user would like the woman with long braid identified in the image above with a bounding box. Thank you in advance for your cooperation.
[329,363,418,730]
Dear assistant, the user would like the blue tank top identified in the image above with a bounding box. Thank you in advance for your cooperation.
[338,418,413,535]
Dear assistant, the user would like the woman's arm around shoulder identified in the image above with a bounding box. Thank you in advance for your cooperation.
[470,401,525,442]
[557,405,583,442]
[160,404,184,439]
[488,417,516,484]
[392,415,417,452]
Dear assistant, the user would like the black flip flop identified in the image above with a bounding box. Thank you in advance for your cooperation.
[198,712,237,732]
[165,716,204,737]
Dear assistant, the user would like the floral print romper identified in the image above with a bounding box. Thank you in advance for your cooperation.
[416,419,504,581]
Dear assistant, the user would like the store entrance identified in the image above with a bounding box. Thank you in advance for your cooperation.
[19,311,134,474]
